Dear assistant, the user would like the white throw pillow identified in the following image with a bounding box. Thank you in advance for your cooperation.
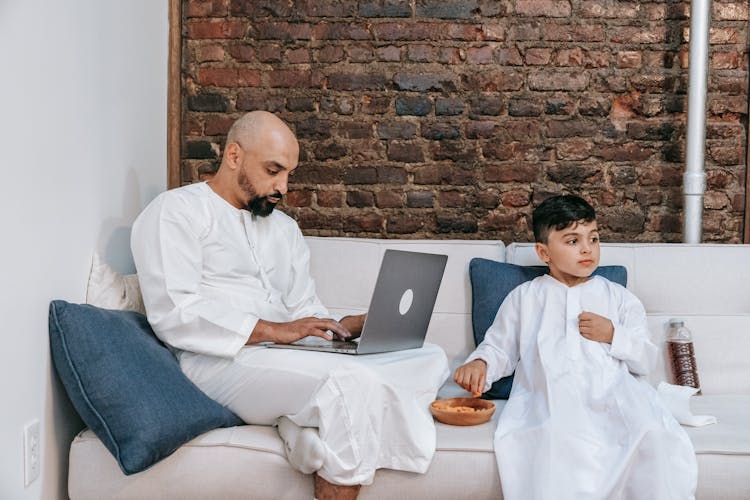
[86,253,146,315]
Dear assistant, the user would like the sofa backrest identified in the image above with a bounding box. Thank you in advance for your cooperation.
[305,237,505,395]
[507,243,750,395]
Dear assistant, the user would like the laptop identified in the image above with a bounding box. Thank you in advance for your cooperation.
[266,249,448,355]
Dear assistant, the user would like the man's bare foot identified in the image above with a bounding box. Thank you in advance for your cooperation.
[314,474,360,500]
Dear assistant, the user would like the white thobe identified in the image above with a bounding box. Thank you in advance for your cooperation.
[466,274,697,500]
[131,182,449,485]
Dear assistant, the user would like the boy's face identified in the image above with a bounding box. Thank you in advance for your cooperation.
[535,220,600,287]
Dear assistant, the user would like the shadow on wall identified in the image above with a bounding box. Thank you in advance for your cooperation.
[98,167,163,275]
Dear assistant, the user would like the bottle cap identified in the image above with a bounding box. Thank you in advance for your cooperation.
[669,318,685,327]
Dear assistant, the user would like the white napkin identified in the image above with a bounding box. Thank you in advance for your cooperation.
[657,382,717,427]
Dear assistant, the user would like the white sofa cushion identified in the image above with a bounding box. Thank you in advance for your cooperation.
[68,396,750,500]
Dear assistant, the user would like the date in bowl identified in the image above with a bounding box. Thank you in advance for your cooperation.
[430,397,496,426]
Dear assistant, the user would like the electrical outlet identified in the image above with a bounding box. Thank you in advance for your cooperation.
[24,419,40,487]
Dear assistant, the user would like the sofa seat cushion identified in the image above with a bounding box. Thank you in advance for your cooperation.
[68,396,750,499]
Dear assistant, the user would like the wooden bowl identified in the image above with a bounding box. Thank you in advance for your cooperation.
[430,397,496,426]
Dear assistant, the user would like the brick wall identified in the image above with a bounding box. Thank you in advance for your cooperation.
[182,0,748,243]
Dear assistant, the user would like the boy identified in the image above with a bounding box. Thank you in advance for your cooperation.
[454,195,697,500]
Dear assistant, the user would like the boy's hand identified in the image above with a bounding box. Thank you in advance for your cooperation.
[578,311,614,344]
[454,359,487,397]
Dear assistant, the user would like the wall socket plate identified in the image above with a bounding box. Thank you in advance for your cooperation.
[24,419,40,487]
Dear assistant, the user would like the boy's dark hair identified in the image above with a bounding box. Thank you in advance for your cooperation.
[532,195,596,243]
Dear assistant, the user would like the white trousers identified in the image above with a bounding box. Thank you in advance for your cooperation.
[178,343,449,485]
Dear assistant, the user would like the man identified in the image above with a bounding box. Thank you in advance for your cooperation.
[131,111,449,499]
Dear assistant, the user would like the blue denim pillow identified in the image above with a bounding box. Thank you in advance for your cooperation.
[469,259,627,399]
[48,300,242,474]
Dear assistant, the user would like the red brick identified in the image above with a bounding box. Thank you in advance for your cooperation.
[285,190,313,207]
[484,163,539,183]
[524,48,553,65]
[555,48,582,66]
[372,22,442,41]
[516,0,571,17]
[408,45,437,62]
[528,71,588,91]
[344,213,385,233]
[468,70,525,91]
[257,44,281,62]
[467,46,494,64]
[314,46,343,65]
[712,51,741,70]
[198,67,259,87]
[317,190,343,207]
[298,0,357,17]
[501,189,531,208]
[347,46,375,63]
[446,23,483,41]
[187,20,246,39]
[254,22,312,40]
[376,191,404,208]
[377,46,402,62]
[204,114,235,135]
[268,70,313,88]
[196,43,226,62]
[555,138,594,160]
[709,27,740,45]
[610,27,666,44]
[616,51,642,68]
[713,2,749,21]
[438,190,467,208]
[438,47,464,64]
[227,44,257,62]
[580,1,639,18]
[544,23,605,42]
[314,22,372,40]
[286,48,310,64]
[482,23,505,41]
[187,0,229,18]
[387,142,425,162]
[496,48,524,65]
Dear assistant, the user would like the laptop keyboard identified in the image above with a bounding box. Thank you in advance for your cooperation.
[295,336,359,349]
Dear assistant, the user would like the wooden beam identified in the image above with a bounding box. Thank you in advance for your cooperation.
[167,0,181,189]
[744,125,750,242]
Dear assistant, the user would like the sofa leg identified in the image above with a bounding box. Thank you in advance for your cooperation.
[314,474,361,500]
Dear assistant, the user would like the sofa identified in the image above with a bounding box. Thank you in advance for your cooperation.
[66,237,750,499]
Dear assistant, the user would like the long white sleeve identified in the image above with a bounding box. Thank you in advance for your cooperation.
[465,288,521,391]
[132,192,254,358]
[608,288,658,376]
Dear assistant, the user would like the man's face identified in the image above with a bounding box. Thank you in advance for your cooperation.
[535,220,600,286]
[234,140,298,217]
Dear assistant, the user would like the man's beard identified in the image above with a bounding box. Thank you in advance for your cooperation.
[246,194,279,217]
[238,167,280,217]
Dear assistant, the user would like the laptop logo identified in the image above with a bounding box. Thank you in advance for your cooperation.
[399,289,414,315]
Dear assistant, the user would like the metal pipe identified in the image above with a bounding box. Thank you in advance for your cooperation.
[683,0,711,243]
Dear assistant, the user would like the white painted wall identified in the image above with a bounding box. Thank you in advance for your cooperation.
[0,1,168,498]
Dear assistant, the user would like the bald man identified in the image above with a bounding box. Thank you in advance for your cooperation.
[131,112,449,499]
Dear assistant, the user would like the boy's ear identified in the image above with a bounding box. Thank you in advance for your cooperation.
[535,242,549,264]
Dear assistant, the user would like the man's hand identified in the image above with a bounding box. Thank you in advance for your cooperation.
[578,311,614,344]
[454,359,487,397]
[247,317,352,345]
[339,314,366,340]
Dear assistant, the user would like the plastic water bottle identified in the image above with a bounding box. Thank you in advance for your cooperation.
[666,319,701,394]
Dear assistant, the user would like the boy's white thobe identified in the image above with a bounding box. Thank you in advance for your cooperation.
[131,182,449,485]
[466,274,697,500]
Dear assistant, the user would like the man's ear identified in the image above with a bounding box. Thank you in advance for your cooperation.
[535,242,549,264]
[224,142,242,169]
